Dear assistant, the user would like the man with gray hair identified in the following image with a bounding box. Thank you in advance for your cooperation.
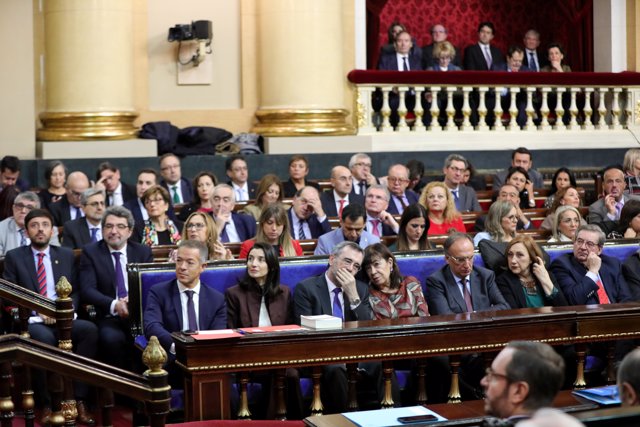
[550,224,632,305]
[211,183,256,243]
[0,191,59,255]
[364,184,399,236]
[443,154,481,212]
[349,153,378,197]
[78,205,153,370]
[61,187,106,249]
[618,348,640,407]
[386,163,419,215]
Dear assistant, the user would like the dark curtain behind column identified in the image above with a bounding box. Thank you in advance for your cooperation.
[366,0,390,70]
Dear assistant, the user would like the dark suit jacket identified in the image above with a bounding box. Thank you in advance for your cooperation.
[463,43,505,71]
[320,191,365,218]
[123,198,146,229]
[50,198,81,227]
[550,253,633,305]
[377,51,422,71]
[522,49,549,71]
[61,217,96,249]
[496,270,568,309]
[286,209,330,239]
[161,177,194,205]
[144,279,227,353]
[386,190,419,215]
[293,274,374,324]
[78,240,153,318]
[225,284,293,328]
[231,212,257,242]
[226,180,258,200]
[623,252,640,301]
[282,179,320,199]
[106,181,137,207]
[3,245,80,308]
[425,265,510,315]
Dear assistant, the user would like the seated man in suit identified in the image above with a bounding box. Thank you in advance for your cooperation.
[377,30,421,71]
[386,164,419,215]
[79,205,153,370]
[3,209,96,424]
[0,155,29,191]
[315,203,379,255]
[493,47,531,127]
[492,147,545,190]
[212,184,256,243]
[144,240,226,385]
[49,171,90,227]
[288,186,331,240]
[349,153,378,197]
[295,241,396,412]
[225,155,256,202]
[618,348,640,407]
[159,153,193,205]
[481,341,564,423]
[522,29,548,72]
[62,187,105,249]
[0,191,60,256]
[475,184,533,232]
[321,165,364,218]
[96,161,136,207]
[442,154,481,212]
[588,165,634,225]
[364,184,399,237]
[550,224,632,305]
[123,168,157,229]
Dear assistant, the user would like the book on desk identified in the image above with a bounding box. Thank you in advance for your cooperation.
[573,385,621,406]
[301,314,343,329]
[305,406,446,427]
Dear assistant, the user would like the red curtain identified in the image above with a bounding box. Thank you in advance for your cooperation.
[366,0,594,71]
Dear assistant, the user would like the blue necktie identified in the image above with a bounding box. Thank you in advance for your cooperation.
[90,227,99,243]
[75,206,82,220]
[529,52,538,71]
[220,223,230,243]
[332,288,343,320]
[185,290,198,331]
[452,189,460,210]
[112,252,127,299]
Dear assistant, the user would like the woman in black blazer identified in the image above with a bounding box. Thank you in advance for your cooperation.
[496,235,568,309]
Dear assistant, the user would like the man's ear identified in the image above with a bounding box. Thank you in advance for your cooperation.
[509,381,529,406]
[621,382,639,407]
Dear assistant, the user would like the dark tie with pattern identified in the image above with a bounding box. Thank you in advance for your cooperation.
[529,52,538,71]
[332,288,343,320]
[90,227,99,243]
[185,290,198,331]
[75,206,82,220]
[452,189,460,210]
[172,185,180,204]
[359,181,366,195]
[462,278,473,312]
[220,223,230,243]
[298,220,306,240]
[18,229,27,246]
[37,252,47,297]
[112,252,127,299]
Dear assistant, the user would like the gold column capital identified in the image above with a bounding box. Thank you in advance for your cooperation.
[37,111,138,141]
[253,108,354,136]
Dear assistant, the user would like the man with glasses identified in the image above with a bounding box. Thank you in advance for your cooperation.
[349,153,378,197]
[587,165,634,225]
[225,155,256,202]
[421,24,461,69]
[78,206,152,370]
[295,241,389,413]
[321,165,364,217]
[289,186,331,240]
[49,171,90,226]
[61,188,106,249]
[0,191,60,256]
[550,224,632,305]
[159,153,193,205]
[386,164,419,215]
[443,154,481,212]
[481,341,564,423]
[314,203,379,255]
[124,168,158,229]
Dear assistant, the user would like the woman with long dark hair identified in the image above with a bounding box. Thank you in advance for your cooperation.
[390,203,431,251]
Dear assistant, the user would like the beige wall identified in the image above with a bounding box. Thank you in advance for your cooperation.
[0,0,36,158]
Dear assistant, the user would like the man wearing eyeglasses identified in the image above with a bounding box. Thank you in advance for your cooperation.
[386,164,419,215]
[61,188,106,249]
[295,241,390,413]
[49,171,90,226]
[0,191,60,256]
[481,341,564,423]
[78,206,152,370]
[442,154,481,213]
[314,203,380,255]
[475,184,532,232]
[550,224,632,306]
[349,153,378,197]
[159,153,194,205]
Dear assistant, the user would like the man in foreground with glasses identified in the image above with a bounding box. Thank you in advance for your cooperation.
[78,206,153,370]
[550,224,632,306]
[481,341,565,423]
[385,164,419,215]
[295,241,393,413]
[61,188,106,249]
[0,191,60,256]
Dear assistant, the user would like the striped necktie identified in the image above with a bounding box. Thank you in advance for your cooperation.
[37,252,47,297]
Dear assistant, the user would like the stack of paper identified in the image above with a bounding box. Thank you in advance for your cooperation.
[300,314,343,330]
[572,385,621,405]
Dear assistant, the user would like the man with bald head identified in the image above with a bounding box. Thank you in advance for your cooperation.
[49,171,90,227]
[321,165,364,218]
[386,164,419,215]
[289,186,331,240]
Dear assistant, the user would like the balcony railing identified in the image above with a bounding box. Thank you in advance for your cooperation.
[348,70,640,135]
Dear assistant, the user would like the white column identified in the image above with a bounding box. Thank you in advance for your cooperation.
[593,0,627,72]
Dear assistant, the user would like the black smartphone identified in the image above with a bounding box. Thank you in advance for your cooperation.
[397,414,438,424]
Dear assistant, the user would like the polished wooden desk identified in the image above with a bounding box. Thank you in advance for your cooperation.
[173,303,640,421]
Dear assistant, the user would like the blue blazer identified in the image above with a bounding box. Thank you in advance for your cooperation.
[386,190,419,215]
[287,208,331,239]
[550,253,633,305]
[161,177,194,205]
[377,52,422,71]
[231,212,257,242]
[426,264,510,315]
[314,228,380,255]
[78,240,153,318]
[3,245,80,308]
[144,279,227,353]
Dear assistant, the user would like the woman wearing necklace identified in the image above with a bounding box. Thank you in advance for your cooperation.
[137,185,182,246]
[496,235,567,309]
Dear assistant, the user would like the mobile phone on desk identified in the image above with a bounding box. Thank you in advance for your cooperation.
[397,414,439,424]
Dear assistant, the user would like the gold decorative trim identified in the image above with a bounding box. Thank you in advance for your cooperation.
[252,109,354,136]
[177,331,640,372]
[37,111,139,141]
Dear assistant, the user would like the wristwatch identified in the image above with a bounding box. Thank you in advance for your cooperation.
[528,199,536,207]
[351,298,361,306]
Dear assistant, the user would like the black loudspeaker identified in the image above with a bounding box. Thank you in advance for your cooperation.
[192,20,212,40]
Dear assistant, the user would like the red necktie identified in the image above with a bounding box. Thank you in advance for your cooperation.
[36,252,47,297]
[371,219,380,237]
[595,278,610,304]
[338,199,345,218]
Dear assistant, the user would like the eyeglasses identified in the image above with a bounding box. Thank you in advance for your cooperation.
[103,223,129,230]
[575,238,599,249]
[13,203,35,212]
[338,257,361,272]
[353,162,371,168]
[485,367,511,382]
[446,254,474,265]
[69,190,84,198]
[145,197,166,204]
[85,201,105,208]
[505,215,518,221]
[186,222,206,230]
